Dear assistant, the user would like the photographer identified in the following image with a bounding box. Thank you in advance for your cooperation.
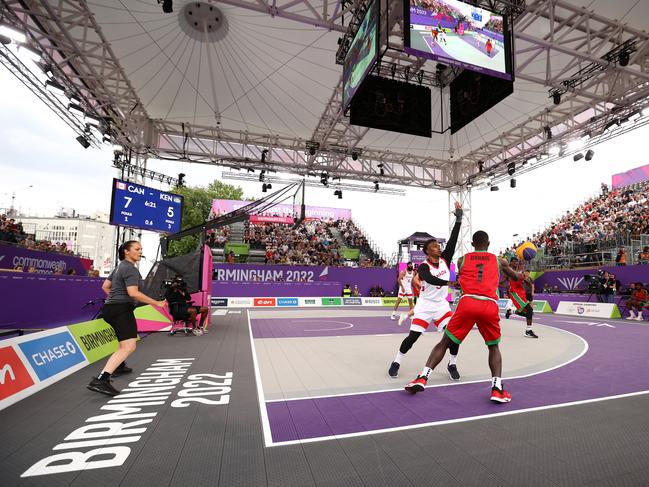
[165,275,209,333]
[88,240,167,397]
[602,271,616,303]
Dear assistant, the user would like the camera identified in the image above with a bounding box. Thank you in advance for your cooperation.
[584,270,606,293]
[162,275,187,291]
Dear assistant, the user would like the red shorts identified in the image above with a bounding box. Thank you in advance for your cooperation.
[509,291,530,311]
[445,297,501,345]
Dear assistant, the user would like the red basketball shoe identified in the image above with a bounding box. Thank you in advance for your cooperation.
[490,387,512,403]
[405,376,427,394]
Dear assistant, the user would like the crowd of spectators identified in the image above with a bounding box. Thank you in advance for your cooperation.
[503,182,649,266]
[368,285,386,297]
[206,226,230,247]
[0,214,78,256]
[245,219,345,266]
[412,0,461,18]
[484,18,503,33]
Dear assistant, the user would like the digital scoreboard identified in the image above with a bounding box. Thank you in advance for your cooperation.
[109,178,184,234]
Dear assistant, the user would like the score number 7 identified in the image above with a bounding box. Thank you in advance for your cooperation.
[123,196,132,208]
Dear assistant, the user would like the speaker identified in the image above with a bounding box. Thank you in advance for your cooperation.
[450,70,513,134]
[349,75,431,137]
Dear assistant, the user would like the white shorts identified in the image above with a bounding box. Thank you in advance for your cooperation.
[410,299,453,333]
[398,286,413,299]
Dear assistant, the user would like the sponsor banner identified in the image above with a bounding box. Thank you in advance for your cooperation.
[497,299,510,310]
[533,265,649,293]
[321,297,342,306]
[300,298,320,306]
[18,331,85,381]
[532,300,553,313]
[0,346,35,401]
[67,319,119,364]
[254,298,276,307]
[228,297,254,308]
[0,242,91,275]
[212,199,352,221]
[277,298,299,307]
[211,298,229,307]
[249,215,295,224]
[362,297,383,306]
[381,297,411,307]
[612,163,649,189]
[555,301,621,319]
[343,297,363,306]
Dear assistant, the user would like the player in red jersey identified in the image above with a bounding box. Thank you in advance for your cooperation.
[405,230,522,403]
[504,260,539,338]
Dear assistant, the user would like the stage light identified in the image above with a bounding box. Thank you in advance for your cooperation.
[178,173,185,187]
[262,183,268,193]
[490,185,499,192]
[261,149,268,163]
[334,189,342,199]
[320,171,328,186]
[377,163,385,176]
[374,181,379,192]
[44,80,65,96]
[76,135,90,148]
[544,126,553,140]
[17,45,41,62]
[161,0,173,13]
[85,112,102,126]
[619,51,630,67]
[478,161,484,173]
[585,149,594,161]
[507,161,515,176]
[604,119,620,131]
[351,151,358,161]
[552,93,561,105]
[259,170,265,182]
[102,135,111,144]
[0,34,9,45]
[0,24,26,44]
[573,153,584,162]
[466,180,473,189]
[266,183,272,190]
[510,179,516,188]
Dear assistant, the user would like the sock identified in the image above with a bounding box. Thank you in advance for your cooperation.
[97,371,111,382]
[117,361,126,369]
[448,354,457,366]
[526,324,533,331]
[394,352,405,364]
[421,367,433,379]
[492,377,502,390]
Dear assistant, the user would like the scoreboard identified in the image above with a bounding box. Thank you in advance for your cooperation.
[109,179,184,234]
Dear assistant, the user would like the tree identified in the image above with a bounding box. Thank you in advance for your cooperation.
[167,180,245,256]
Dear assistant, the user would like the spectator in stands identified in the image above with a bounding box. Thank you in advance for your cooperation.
[552,285,560,293]
[616,248,627,266]
[226,251,235,264]
[66,268,76,276]
[542,283,550,293]
[53,267,64,275]
[626,283,648,321]
[352,285,361,297]
[639,246,649,264]
[27,266,36,273]
[12,264,23,272]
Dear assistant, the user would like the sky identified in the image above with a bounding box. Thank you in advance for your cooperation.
[1,63,648,267]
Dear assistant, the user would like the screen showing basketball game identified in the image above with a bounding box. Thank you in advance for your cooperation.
[342,0,379,110]
[405,0,512,80]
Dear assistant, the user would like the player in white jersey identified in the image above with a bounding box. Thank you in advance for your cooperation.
[391,263,415,320]
[388,202,463,381]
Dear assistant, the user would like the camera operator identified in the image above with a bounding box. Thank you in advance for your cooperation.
[164,275,209,334]
[602,271,616,303]
[88,240,167,397]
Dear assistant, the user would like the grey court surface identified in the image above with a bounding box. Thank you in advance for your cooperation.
[2,306,649,486]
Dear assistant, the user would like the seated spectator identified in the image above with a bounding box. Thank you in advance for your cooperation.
[226,251,235,264]
[352,285,361,297]
[639,246,649,264]
[66,268,76,276]
[626,283,648,321]
[616,248,627,266]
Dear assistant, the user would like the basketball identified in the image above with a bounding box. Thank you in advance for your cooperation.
[516,242,537,261]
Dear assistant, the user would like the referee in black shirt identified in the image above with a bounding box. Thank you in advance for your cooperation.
[87,240,167,396]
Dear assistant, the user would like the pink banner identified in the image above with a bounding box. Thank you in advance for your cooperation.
[612,163,649,189]
[212,199,352,221]
[250,215,295,224]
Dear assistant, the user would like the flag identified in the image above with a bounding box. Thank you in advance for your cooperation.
[318,267,329,280]
[116,181,126,190]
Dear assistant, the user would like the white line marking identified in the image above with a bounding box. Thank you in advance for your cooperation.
[247,310,273,448]
[265,326,588,403]
[291,320,355,332]
[267,389,649,447]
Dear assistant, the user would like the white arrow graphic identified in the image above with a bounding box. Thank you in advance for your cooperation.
[559,320,615,328]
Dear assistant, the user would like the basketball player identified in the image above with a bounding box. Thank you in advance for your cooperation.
[391,262,415,320]
[398,273,421,326]
[388,202,463,380]
[405,230,522,403]
[504,260,539,338]
[486,38,493,56]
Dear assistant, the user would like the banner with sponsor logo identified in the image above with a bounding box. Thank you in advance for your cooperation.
[497,299,510,310]
[277,298,299,307]
[300,297,320,306]
[212,263,397,298]
[532,300,553,313]
[612,163,649,189]
[211,298,229,307]
[362,297,383,306]
[0,346,34,401]
[254,298,276,307]
[212,199,352,221]
[0,243,92,275]
[249,215,295,224]
[555,301,622,319]
[67,319,119,364]
[343,297,363,306]
[321,297,342,306]
[381,297,412,307]
[227,297,254,308]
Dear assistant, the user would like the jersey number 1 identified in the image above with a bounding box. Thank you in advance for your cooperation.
[476,263,484,282]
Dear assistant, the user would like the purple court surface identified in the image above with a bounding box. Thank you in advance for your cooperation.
[250,312,649,445]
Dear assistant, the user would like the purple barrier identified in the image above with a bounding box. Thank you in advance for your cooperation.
[534,293,631,317]
[534,265,649,293]
[212,263,398,297]
[0,243,92,275]
[0,271,104,330]
[612,163,649,189]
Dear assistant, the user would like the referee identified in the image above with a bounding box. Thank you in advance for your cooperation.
[87,240,167,396]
